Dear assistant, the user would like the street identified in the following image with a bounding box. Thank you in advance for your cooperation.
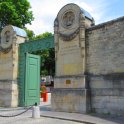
[0,93,124,124]
[0,109,83,124]
[0,94,84,124]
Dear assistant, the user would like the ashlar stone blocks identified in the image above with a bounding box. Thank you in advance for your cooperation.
[0,25,26,107]
[52,3,94,113]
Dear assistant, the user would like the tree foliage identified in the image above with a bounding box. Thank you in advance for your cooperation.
[0,0,55,76]
[33,32,53,40]
[0,0,34,30]
[24,28,35,40]
[32,32,55,77]
[40,48,55,77]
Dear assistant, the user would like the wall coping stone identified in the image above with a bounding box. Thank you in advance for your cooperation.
[87,16,124,31]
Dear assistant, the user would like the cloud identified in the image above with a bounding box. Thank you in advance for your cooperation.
[27,0,110,35]
[27,0,73,35]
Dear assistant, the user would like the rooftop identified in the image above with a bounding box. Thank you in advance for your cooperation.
[80,8,93,20]
[12,26,27,37]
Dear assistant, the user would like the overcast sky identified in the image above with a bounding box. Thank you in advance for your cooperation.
[26,0,124,35]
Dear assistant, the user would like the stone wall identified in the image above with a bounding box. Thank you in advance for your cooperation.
[52,3,94,113]
[0,50,13,80]
[51,88,89,113]
[86,17,124,115]
[0,25,26,107]
[0,80,18,107]
[0,47,19,107]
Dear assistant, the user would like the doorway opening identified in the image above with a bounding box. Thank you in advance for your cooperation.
[18,36,54,107]
[31,48,55,108]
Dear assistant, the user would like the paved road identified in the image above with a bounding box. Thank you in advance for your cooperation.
[0,93,124,124]
[0,110,83,124]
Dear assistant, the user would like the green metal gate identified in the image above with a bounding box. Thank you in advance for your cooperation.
[18,36,54,106]
[25,53,40,106]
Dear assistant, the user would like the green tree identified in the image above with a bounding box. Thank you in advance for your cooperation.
[24,28,35,40]
[32,32,55,77]
[0,0,34,30]
[34,32,53,40]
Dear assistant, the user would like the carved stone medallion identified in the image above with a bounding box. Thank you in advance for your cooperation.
[62,11,75,28]
[4,31,11,44]
[1,30,13,50]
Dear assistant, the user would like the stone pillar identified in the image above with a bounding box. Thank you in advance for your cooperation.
[0,25,27,107]
[52,3,94,113]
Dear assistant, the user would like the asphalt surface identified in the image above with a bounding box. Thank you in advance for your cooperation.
[0,110,83,124]
[0,93,124,124]
[0,94,84,124]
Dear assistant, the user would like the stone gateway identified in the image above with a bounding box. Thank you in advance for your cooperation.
[0,3,124,116]
[0,25,27,107]
[52,3,94,113]
[52,3,124,115]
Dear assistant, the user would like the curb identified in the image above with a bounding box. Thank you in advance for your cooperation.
[41,115,95,124]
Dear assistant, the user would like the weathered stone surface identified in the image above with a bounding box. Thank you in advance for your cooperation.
[56,36,84,76]
[53,3,93,113]
[51,88,90,113]
[54,76,85,88]
[0,25,26,107]
[86,17,124,75]
[86,17,124,115]
[53,4,124,115]
[0,81,18,107]
[0,51,13,79]
[92,95,124,115]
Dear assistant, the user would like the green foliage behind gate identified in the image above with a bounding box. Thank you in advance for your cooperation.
[18,36,54,106]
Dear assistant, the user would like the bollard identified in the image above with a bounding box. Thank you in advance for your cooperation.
[32,103,40,118]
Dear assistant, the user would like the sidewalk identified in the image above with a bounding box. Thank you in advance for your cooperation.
[40,93,124,124]
[0,104,124,124]
[0,93,124,124]
[40,105,124,124]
